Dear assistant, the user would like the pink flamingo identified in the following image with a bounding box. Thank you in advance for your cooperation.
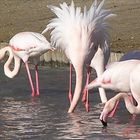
[87,59,140,126]
[42,0,115,113]
[0,32,53,96]
[106,50,140,117]
[104,50,140,118]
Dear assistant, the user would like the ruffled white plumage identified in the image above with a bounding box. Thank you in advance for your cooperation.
[42,0,115,53]
[42,0,115,112]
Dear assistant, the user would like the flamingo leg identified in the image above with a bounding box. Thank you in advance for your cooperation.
[35,65,40,96]
[82,66,91,112]
[68,63,73,103]
[25,62,35,96]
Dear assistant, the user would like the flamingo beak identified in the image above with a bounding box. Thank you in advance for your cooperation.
[100,119,107,127]
[100,109,108,127]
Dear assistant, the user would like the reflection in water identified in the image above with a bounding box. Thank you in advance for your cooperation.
[116,115,140,138]
[100,109,140,140]
[0,67,140,139]
[0,97,49,139]
[55,104,106,140]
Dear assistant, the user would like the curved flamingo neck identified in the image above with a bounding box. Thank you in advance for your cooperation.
[68,64,84,113]
[0,46,21,78]
[115,93,140,114]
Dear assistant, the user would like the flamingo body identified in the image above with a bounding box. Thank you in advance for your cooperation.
[10,32,51,62]
[0,32,52,96]
[87,59,140,126]
[42,0,115,113]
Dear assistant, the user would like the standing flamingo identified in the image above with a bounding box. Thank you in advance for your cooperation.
[42,0,115,113]
[87,59,140,126]
[0,32,53,96]
[103,50,140,118]
[106,50,140,117]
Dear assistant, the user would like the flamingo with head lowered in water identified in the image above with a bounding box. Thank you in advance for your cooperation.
[0,32,53,96]
[87,59,140,127]
[42,0,115,113]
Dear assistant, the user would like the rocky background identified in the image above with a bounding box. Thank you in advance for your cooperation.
[0,0,140,52]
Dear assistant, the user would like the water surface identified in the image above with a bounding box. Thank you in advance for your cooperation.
[0,66,140,140]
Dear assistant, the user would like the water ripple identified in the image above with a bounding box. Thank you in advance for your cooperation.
[0,68,140,139]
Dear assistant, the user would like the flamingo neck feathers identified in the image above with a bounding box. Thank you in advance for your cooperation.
[85,0,115,50]
[42,0,115,50]
[0,46,21,78]
[114,93,140,114]
[43,1,83,48]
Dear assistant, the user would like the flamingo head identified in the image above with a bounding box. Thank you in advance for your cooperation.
[99,108,108,127]
[100,99,119,127]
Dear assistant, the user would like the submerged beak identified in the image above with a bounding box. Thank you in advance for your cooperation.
[100,119,107,127]
[100,111,108,128]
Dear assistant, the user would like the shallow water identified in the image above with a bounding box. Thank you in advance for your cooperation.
[0,66,140,140]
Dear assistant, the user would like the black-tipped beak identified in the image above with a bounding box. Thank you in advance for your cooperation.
[100,119,107,127]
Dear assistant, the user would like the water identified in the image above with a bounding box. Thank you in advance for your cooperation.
[0,66,140,140]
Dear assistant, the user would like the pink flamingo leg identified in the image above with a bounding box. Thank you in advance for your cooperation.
[68,63,73,103]
[35,65,40,96]
[82,67,91,112]
[108,100,120,118]
[25,62,35,96]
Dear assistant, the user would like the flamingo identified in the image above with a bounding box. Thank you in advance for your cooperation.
[107,50,140,117]
[104,50,140,118]
[42,0,115,113]
[87,59,140,126]
[0,32,53,96]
